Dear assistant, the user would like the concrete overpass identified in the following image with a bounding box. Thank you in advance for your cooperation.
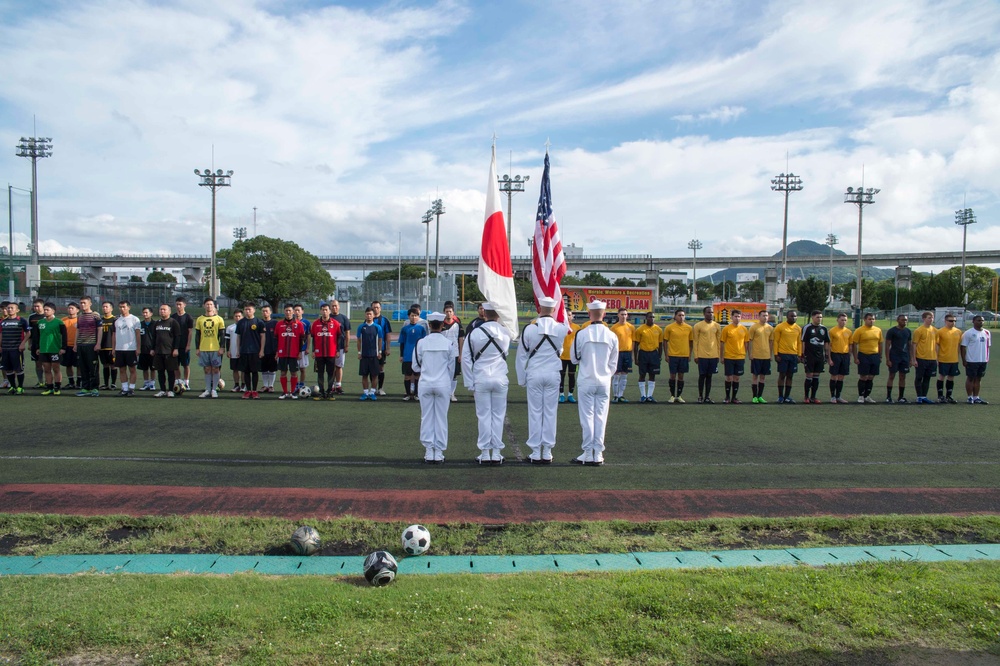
[15,249,1000,279]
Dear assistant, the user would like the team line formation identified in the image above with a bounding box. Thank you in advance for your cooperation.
[0,293,992,466]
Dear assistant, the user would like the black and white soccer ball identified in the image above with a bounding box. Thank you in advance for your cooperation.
[290,525,321,555]
[298,386,312,399]
[363,550,398,586]
[402,524,431,556]
[217,378,226,390]
[172,380,185,396]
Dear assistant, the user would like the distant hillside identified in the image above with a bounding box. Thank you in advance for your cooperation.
[705,240,894,284]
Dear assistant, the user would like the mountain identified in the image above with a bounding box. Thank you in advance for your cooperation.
[705,240,894,284]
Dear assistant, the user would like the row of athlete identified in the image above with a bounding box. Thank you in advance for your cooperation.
[612,306,991,406]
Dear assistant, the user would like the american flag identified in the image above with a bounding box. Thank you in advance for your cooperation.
[531,152,567,322]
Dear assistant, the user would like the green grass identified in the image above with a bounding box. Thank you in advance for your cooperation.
[1,562,998,665]
[2,353,996,492]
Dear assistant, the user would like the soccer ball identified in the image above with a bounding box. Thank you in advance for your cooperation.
[172,381,185,396]
[298,386,312,399]
[363,550,398,586]
[402,524,431,556]
[290,525,321,555]
[217,378,226,390]
[312,384,322,395]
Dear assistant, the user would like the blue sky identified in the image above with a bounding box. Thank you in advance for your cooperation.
[1,0,998,269]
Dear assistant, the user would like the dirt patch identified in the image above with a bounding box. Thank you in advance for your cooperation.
[0,534,54,555]
[103,527,148,543]
[766,647,1000,666]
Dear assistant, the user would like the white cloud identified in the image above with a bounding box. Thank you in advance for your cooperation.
[672,106,746,125]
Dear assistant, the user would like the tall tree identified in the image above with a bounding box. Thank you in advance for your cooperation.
[364,264,435,282]
[580,271,611,286]
[612,276,636,287]
[792,276,829,314]
[217,236,336,309]
[146,270,177,284]
[661,279,688,304]
[738,279,764,301]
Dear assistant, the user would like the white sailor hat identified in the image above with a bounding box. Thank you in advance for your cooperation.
[537,296,559,308]
[427,312,446,322]
[587,300,607,310]
[482,301,498,311]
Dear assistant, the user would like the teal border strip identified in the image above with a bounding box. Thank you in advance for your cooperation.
[2,544,999,577]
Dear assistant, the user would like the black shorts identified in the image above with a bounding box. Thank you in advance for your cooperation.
[966,362,987,379]
[138,352,153,371]
[858,353,881,376]
[177,350,191,367]
[938,362,960,377]
[29,347,39,363]
[315,356,337,376]
[750,359,771,376]
[230,357,241,372]
[359,356,380,377]
[830,353,851,376]
[697,358,719,376]
[637,350,661,375]
[776,354,798,374]
[668,356,689,374]
[803,356,825,374]
[616,351,633,374]
[379,350,388,366]
[99,349,115,365]
[114,350,138,367]
[277,357,298,373]
[261,354,277,373]
[41,352,61,364]
[1,349,23,374]
[887,355,909,375]
[240,355,260,373]
[153,354,179,372]
[61,348,78,368]
[402,361,414,376]
[915,358,937,379]
[723,359,745,376]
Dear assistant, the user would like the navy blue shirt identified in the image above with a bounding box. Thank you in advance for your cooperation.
[356,322,383,358]
[261,319,278,355]
[885,326,912,358]
[236,317,264,355]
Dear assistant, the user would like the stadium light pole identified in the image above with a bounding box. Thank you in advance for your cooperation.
[688,239,702,302]
[431,198,445,279]
[955,208,976,305]
[193,167,233,299]
[844,184,879,328]
[825,233,839,305]
[233,227,247,241]
[421,209,433,309]
[498,173,529,254]
[771,172,803,316]
[16,136,52,296]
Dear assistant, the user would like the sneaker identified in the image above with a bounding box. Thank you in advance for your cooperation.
[242,391,251,400]
[251,391,260,399]
[946,396,957,404]
[370,394,378,402]
[290,392,298,400]
[783,398,796,404]
[667,396,676,404]
[335,387,344,395]
[730,398,742,405]
[231,385,241,393]
[166,391,175,398]
[99,385,110,391]
[154,391,166,398]
[568,395,577,403]
[359,393,368,401]
[211,390,218,399]
[837,397,849,404]
[776,396,784,404]
[757,397,767,404]
[639,396,647,403]
[897,397,908,404]
[314,392,325,401]
[618,397,629,404]
[326,393,335,401]
[41,388,54,396]
[52,389,61,396]
[674,396,685,404]
[402,395,412,401]
[974,397,989,405]
[377,389,386,396]
[885,397,894,404]
[199,390,211,398]
[864,396,877,404]
[264,386,274,393]
[696,397,704,403]
[967,396,975,404]
[119,390,128,397]
[559,394,566,403]
[279,393,289,400]
[702,397,714,404]
[90,389,100,397]
[647,397,657,404]
[857,396,866,404]
[450,394,457,402]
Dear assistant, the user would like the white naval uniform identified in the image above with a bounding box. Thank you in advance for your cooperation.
[412,332,456,461]
[570,321,619,463]
[515,316,569,461]
[462,320,512,461]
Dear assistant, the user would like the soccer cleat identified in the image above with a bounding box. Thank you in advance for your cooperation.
[830,397,838,404]
[702,397,714,404]
[314,392,324,401]
[567,395,577,403]
[885,397,894,403]
[154,391,166,398]
[722,398,730,404]
[783,398,796,404]
[837,397,849,404]
[647,397,657,404]
[946,396,957,404]
[402,395,411,401]
[864,396,877,404]
[667,396,676,403]
[618,397,629,403]
[210,390,218,399]
[974,398,988,405]
[377,389,386,396]
[359,393,368,401]
[231,385,241,393]
[559,394,566,403]
[99,385,110,391]
[937,396,947,404]
[730,398,742,405]
[897,397,908,404]
[639,396,647,403]
[279,393,289,400]
[326,393,335,401]
[857,396,866,403]
[370,394,377,402]
[198,390,211,398]
[14,387,24,395]
[76,389,91,397]
[251,391,260,399]
[674,396,684,404]
[242,391,251,399]
[52,389,61,396]
[967,396,975,404]
[776,396,784,404]
[756,397,767,404]
[290,392,298,400]
[41,388,54,396]
[90,389,100,397]
[751,397,759,404]
[450,394,457,402]
[166,391,175,398]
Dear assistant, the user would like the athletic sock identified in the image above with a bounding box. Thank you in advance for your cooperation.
[697,375,705,398]
[404,380,410,396]
[620,377,627,399]
[858,380,865,397]
[937,380,944,398]
[378,372,385,390]
[946,380,954,397]
[280,377,288,394]
[669,378,676,397]
[731,383,739,400]
[704,376,712,399]
[830,379,837,398]
[898,386,905,399]
[17,373,25,388]
[724,381,731,400]
[647,381,655,398]
[677,381,684,397]
[886,386,893,400]
[810,377,819,399]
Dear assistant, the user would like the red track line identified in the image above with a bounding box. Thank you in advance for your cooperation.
[2,484,999,522]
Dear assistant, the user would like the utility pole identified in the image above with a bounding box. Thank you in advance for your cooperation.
[844,182,879,328]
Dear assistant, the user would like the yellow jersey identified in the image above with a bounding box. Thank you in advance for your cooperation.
[747,321,773,360]
[195,315,226,352]
[720,323,748,360]
[936,326,962,363]
[829,326,852,354]
[772,322,802,356]
[559,321,581,361]
[662,322,694,358]
[610,322,635,353]
[850,325,883,355]
[692,320,721,359]
[633,324,663,353]
[911,325,937,360]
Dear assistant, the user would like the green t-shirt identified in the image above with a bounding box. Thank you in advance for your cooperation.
[36,317,67,355]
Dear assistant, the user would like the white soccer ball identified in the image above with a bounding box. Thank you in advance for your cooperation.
[172,381,185,396]
[312,385,322,395]
[298,386,312,398]
[363,550,398,586]
[217,378,226,390]
[402,524,431,556]
[290,525,321,555]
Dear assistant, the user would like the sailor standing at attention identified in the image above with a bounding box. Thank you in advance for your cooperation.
[570,300,619,465]
[462,302,512,465]
[516,296,569,464]
[412,312,456,464]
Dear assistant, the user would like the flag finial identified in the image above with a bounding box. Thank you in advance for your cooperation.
[544,137,551,154]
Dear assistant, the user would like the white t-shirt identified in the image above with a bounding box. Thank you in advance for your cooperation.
[226,323,240,356]
[961,328,991,363]
[113,314,142,351]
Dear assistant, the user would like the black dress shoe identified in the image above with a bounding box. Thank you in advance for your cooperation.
[583,460,605,466]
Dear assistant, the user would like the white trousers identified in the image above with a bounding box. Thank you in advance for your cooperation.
[525,372,560,458]
[419,382,451,454]
[577,381,610,457]
[473,376,508,451]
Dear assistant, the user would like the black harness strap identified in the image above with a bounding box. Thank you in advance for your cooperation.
[472,327,507,363]
[527,330,559,359]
